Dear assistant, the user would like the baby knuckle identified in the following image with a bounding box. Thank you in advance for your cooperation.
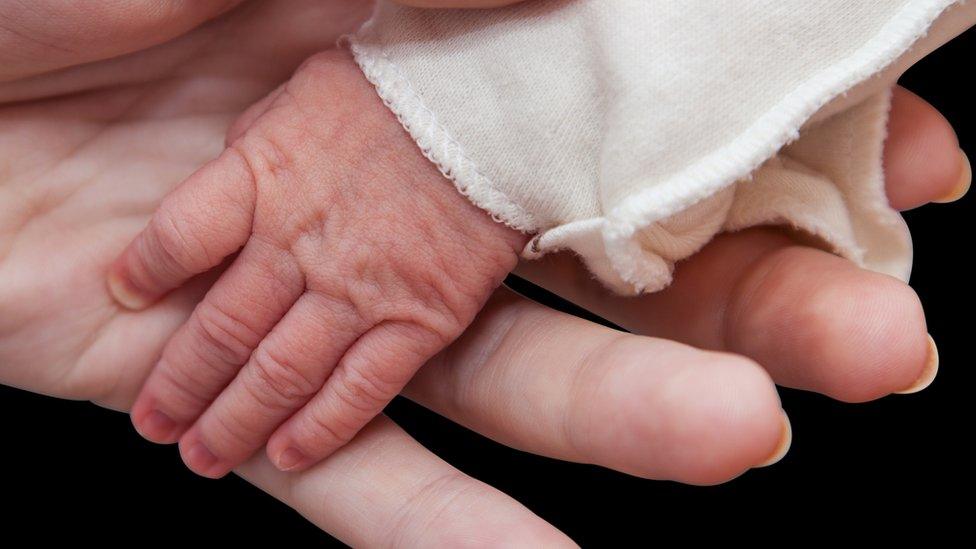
[192,301,260,366]
[233,133,294,184]
[417,260,501,329]
[209,408,258,451]
[333,364,400,415]
[249,347,318,404]
[151,213,205,272]
[415,297,471,345]
[381,274,471,342]
[302,407,353,448]
[153,357,214,412]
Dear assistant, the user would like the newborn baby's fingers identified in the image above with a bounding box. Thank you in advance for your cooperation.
[130,240,303,443]
[177,293,365,478]
[125,49,525,478]
[266,322,444,471]
[107,150,255,309]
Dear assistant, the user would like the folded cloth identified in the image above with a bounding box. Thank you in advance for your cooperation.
[351,0,967,294]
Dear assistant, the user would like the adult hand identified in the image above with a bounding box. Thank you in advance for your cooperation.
[0,0,970,545]
[394,0,528,7]
[0,0,526,84]
[0,0,244,82]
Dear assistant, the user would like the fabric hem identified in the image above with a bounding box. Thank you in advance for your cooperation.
[351,0,951,293]
[594,0,951,289]
[350,39,540,234]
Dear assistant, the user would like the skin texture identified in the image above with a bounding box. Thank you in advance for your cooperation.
[0,0,242,82]
[111,50,527,478]
[0,0,970,544]
[395,0,528,7]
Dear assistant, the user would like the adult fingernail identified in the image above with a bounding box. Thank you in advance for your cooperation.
[137,409,178,443]
[756,413,792,468]
[185,441,224,478]
[934,149,971,204]
[274,447,308,472]
[106,270,151,310]
[896,334,939,395]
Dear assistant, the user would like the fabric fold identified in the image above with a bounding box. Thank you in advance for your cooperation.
[351,0,963,294]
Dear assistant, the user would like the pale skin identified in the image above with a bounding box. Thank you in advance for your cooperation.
[0,0,970,545]
[98,3,551,481]
[105,47,528,477]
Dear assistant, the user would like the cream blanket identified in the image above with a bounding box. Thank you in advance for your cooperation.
[352,0,971,294]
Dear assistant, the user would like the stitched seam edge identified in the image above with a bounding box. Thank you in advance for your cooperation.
[598,0,956,289]
[349,41,541,234]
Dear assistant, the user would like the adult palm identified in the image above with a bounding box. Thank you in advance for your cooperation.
[1,0,971,545]
[0,3,574,543]
[0,0,371,408]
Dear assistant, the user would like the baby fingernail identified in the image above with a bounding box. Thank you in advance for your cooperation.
[186,441,223,478]
[275,447,307,472]
[106,270,151,310]
[896,334,939,395]
[756,413,792,468]
[934,149,971,204]
[139,409,178,442]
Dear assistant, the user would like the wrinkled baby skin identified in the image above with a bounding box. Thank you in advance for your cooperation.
[109,49,527,478]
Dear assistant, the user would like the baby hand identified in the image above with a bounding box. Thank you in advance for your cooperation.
[109,50,526,477]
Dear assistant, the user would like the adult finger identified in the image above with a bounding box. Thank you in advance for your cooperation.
[0,0,242,82]
[238,416,576,547]
[516,229,933,403]
[405,289,790,485]
[514,81,968,402]
[393,0,529,8]
[885,86,970,209]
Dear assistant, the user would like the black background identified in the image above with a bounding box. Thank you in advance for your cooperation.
[2,26,971,547]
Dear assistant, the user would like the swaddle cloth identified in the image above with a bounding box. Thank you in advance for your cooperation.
[351,0,965,294]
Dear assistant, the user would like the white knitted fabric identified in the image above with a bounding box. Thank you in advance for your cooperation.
[351,0,966,294]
